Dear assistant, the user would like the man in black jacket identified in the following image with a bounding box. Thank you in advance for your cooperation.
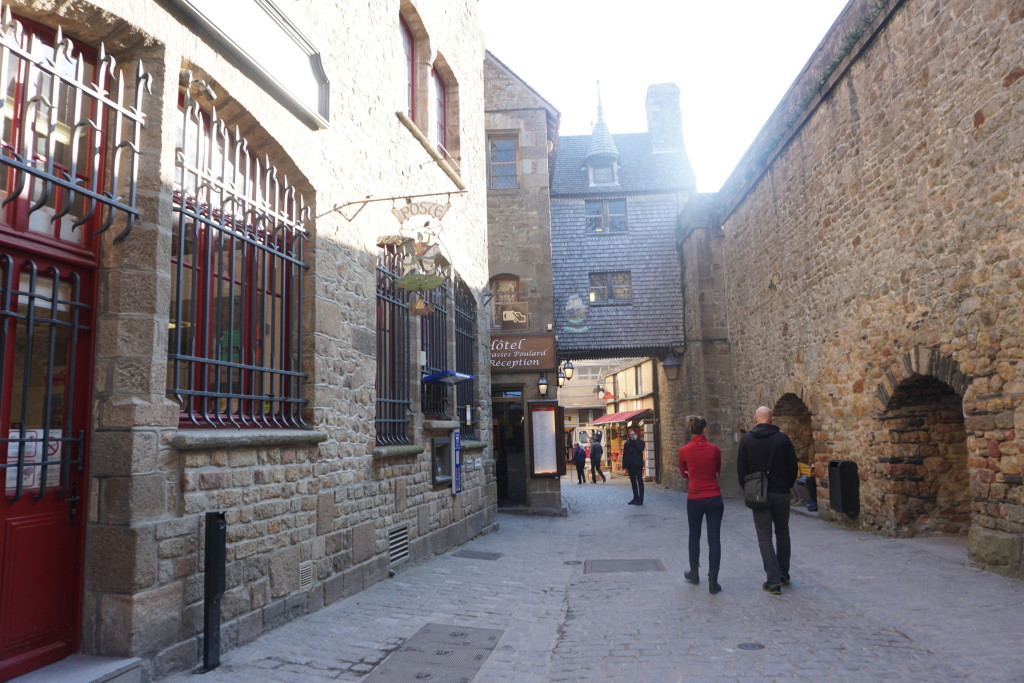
[736,406,798,594]
[622,429,646,505]
[589,435,606,483]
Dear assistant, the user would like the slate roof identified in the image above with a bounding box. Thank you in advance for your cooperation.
[550,118,692,358]
[553,132,696,196]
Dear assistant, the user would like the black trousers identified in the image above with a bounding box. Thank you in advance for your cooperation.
[590,458,605,482]
[752,491,791,584]
[626,464,644,502]
[575,462,586,483]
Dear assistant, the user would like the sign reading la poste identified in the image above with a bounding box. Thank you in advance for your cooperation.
[490,334,556,372]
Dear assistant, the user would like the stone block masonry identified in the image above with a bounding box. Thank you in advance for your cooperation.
[707,0,1024,575]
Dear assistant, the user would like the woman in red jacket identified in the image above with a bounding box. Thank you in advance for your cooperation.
[678,415,724,594]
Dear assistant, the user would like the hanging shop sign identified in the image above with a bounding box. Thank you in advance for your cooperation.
[392,200,451,223]
[490,334,556,372]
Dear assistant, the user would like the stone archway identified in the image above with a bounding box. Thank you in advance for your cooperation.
[877,375,970,536]
[773,393,814,465]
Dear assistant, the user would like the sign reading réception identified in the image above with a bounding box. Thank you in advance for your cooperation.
[489,334,556,372]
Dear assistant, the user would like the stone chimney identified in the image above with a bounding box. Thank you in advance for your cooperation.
[646,83,684,154]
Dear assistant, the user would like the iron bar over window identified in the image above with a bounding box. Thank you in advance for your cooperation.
[168,88,310,428]
[0,16,150,245]
[376,245,411,444]
[0,257,87,502]
[454,276,477,439]
[421,268,450,419]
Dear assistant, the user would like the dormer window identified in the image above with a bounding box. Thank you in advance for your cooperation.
[589,162,617,186]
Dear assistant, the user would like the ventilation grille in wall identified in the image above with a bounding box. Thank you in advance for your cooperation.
[299,560,314,590]
[388,524,410,567]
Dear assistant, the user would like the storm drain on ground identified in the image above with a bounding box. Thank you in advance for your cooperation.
[453,549,503,561]
[584,559,666,573]
[363,622,503,682]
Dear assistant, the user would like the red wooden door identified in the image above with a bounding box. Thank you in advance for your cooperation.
[0,252,93,679]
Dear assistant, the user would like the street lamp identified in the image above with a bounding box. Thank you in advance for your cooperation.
[593,383,604,397]
[563,361,574,380]
[661,353,681,381]
[538,374,549,397]
[557,370,566,387]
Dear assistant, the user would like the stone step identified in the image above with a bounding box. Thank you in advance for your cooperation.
[10,655,142,683]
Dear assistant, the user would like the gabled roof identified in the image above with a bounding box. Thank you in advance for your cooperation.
[553,132,695,195]
[484,51,560,119]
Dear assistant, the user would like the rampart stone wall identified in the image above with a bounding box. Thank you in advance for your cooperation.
[714,0,1024,574]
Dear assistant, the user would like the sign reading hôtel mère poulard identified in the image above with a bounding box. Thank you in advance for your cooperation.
[490,334,556,373]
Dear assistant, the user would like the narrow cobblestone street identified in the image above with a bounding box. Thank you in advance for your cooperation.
[163,475,1024,682]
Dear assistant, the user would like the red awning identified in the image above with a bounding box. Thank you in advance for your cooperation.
[590,409,651,426]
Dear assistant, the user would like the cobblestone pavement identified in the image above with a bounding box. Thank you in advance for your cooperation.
[163,474,1024,682]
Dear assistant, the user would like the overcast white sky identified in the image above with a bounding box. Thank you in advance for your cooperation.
[478,0,850,193]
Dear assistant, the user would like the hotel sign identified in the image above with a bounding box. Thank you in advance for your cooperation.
[490,334,556,372]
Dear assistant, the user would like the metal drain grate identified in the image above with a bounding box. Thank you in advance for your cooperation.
[298,560,314,590]
[584,559,666,573]
[453,549,502,561]
[388,524,410,567]
[364,622,503,682]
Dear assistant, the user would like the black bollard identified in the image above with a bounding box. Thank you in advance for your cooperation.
[203,511,227,670]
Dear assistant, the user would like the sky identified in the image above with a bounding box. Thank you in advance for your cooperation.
[478,0,851,193]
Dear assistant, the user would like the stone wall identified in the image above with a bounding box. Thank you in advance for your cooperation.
[715,0,1024,574]
[8,0,494,678]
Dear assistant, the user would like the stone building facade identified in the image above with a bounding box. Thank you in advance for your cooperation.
[483,53,565,513]
[0,0,493,679]
[677,0,1024,575]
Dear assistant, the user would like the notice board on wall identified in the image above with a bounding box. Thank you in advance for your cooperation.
[529,401,563,477]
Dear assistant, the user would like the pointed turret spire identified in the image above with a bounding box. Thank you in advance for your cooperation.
[585,80,618,163]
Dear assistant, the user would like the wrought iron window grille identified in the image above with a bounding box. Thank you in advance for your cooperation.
[0,12,151,244]
[168,81,310,428]
[454,276,477,439]
[376,244,411,445]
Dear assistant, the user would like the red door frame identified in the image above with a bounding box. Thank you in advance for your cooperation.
[0,15,101,679]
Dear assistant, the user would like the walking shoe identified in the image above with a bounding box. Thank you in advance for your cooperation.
[780,572,790,586]
[709,581,722,595]
[762,581,782,595]
[684,569,700,585]
[806,501,818,512]
[627,499,638,505]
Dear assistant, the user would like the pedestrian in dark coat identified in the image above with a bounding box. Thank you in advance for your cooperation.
[736,406,799,594]
[589,436,606,483]
[622,428,645,505]
[571,443,587,484]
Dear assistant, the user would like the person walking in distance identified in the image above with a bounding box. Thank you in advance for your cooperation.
[571,442,587,485]
[622,428,646,505]
[589,435,606,483]
[736,406,798,594]
[678,416,724,594]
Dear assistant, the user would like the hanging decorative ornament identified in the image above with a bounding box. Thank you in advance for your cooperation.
[409,294,436,316]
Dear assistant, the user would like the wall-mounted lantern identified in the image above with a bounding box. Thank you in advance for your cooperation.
[661,354,681,381]
[563,361,574,380]
[538,374,549,397]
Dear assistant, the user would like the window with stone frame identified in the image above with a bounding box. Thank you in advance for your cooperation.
[488,135,518,189]
[168,91,309,428]
[400,15,415,121]
[433,68,447,156]
[376,243,411,445]
[589,163,617,186]
[455,276,478,439]
[585,198,626,233]
[588,271,631,304]
[489,274,521,327]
